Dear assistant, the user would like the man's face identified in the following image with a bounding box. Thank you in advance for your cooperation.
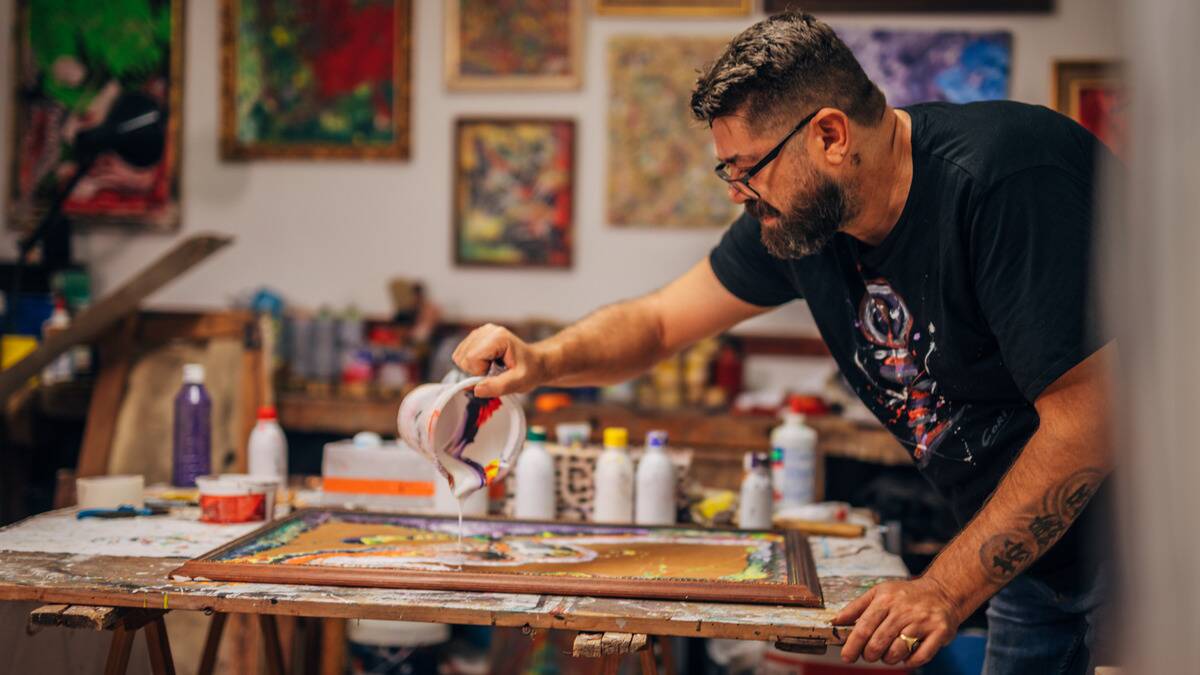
[712,115,855,259]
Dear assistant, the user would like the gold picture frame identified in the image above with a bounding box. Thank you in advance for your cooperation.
[594,0,751,15]
[219,0,412,160]
[445,0,584,91]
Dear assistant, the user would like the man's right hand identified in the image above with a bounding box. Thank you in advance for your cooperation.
[451,324,553,398]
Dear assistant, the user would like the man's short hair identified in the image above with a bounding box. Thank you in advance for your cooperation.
[691,12,887,131]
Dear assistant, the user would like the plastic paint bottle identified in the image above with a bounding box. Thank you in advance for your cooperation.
[635,430,676,525]
[248,405,288,483]
[739,452,774,530]
[40,297,73,385]
[593,427,634,524]
[514,426,556,520]
[771,396,818,507]
[172,363,212,487]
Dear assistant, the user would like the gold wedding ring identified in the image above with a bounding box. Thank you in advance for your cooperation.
[899,633,921,654]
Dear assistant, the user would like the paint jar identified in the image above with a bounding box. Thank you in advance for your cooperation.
[346,619,447,675]
[196,475,267,523]
[397,376,525,500]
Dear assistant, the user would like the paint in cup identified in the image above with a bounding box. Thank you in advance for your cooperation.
[397,375,526,501]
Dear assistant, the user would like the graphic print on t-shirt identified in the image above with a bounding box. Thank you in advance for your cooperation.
[851,277,970,467]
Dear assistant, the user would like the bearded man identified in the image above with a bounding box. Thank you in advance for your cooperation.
[452,12,1114,673]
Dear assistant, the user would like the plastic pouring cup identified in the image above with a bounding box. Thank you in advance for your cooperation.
[397,376,525,499]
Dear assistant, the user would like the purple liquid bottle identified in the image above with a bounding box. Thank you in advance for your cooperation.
[173,363,212,486]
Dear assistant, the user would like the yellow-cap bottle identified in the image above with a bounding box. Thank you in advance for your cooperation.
[603,427,628,449]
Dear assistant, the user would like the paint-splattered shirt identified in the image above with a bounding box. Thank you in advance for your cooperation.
[710,100,1112,594]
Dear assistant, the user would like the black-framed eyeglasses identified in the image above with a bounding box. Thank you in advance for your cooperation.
[714,109,820,200]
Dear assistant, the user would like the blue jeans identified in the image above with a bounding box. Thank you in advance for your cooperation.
[982,570,1110,675]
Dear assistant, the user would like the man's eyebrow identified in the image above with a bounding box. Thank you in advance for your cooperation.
[717,152,753,165]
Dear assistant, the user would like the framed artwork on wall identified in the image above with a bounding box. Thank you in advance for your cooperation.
[764,0,1051,12]
[172,509,824,606]
[220,0,412,160]
[445,0,584,91]
[453,118,575,269]
[594,0,751,16]
[1053,60,1124,157]
[8,0,184,232]
[607,36,740,229]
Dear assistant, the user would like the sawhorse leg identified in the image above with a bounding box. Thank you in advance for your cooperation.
[29,605,174,675]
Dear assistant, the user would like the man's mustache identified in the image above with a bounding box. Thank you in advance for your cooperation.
[746,200,782,221]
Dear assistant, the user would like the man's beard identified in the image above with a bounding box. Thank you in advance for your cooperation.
[747,170,855,259]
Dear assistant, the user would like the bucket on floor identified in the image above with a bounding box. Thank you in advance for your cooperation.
[347,619,449,675]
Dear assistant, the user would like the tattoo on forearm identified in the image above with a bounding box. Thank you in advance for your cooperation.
[978,468,1105,584]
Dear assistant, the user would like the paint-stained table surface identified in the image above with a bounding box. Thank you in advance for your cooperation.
[0,507,906,644]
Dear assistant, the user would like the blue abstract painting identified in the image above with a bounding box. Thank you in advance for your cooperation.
[835,28,1011,106]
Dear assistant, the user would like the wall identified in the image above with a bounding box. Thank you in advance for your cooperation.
[0,0,1119,335]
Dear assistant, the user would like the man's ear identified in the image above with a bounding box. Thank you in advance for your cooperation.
[812,109,851,166]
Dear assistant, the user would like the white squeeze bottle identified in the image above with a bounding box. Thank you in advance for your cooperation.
[739,452,774,530]
[248,405,288,482]
[635,430,676,525]
[593,427,634,523]
[771,396,818,507]
[514,426,556,520]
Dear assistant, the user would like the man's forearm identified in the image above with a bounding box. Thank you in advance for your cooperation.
[539,298,670,387]
[919,349,1113,617]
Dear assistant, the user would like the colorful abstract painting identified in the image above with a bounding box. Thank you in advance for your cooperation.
[220,0,411,159]
[1053,60,1124,157]
[7,0,183,231]
[446,0,583,91]
[765,0,1049,11]
[594,0,750,15]
[173,509,822,606]
[454,119,574,268]
[607,36,740,229]
[835,28,1011,106]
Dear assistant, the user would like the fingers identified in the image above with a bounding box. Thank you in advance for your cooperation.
[861,612,905,662]
[839,597,890,663]
[833,586,875,625]
[474,367,527,398]
[905,627,950,668]
[882,624,919,665]
[452,324,511,376]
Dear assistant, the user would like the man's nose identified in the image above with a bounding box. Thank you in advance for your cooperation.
[728,184,752,204]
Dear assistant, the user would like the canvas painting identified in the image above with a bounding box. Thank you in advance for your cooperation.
[1053,60,1124,157]
[594,0,751,15]
[607,36,740,229]
[172,509,823,606]
[7,0,183,231]
[835,28,1011,106]
[445,0,583,91]
[454,119,574,268]
[220,0,411,159]
[764,0,1050,11]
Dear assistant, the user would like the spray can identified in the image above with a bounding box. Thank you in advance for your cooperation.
[593,427,634,523]
[635,430,676,525]
[173,363,212,487]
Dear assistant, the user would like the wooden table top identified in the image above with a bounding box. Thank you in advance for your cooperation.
[0,508,906,644]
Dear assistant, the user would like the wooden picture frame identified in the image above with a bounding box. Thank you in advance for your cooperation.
[7,0,185,232]
[453,118,575,269]
[445,0,584,91]
[594,0,751,15]
[219,0,412,160]
[764,0,1051,11]
[1052,59,1123,155]
[172,509,824,607]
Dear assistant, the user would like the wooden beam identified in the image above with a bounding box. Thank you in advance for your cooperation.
[0,233,233,402]
[76,316,138,478]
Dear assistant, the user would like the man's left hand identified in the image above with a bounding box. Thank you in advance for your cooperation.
[834,577,962,667]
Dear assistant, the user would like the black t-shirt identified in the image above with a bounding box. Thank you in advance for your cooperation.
[710,100,1111,593]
